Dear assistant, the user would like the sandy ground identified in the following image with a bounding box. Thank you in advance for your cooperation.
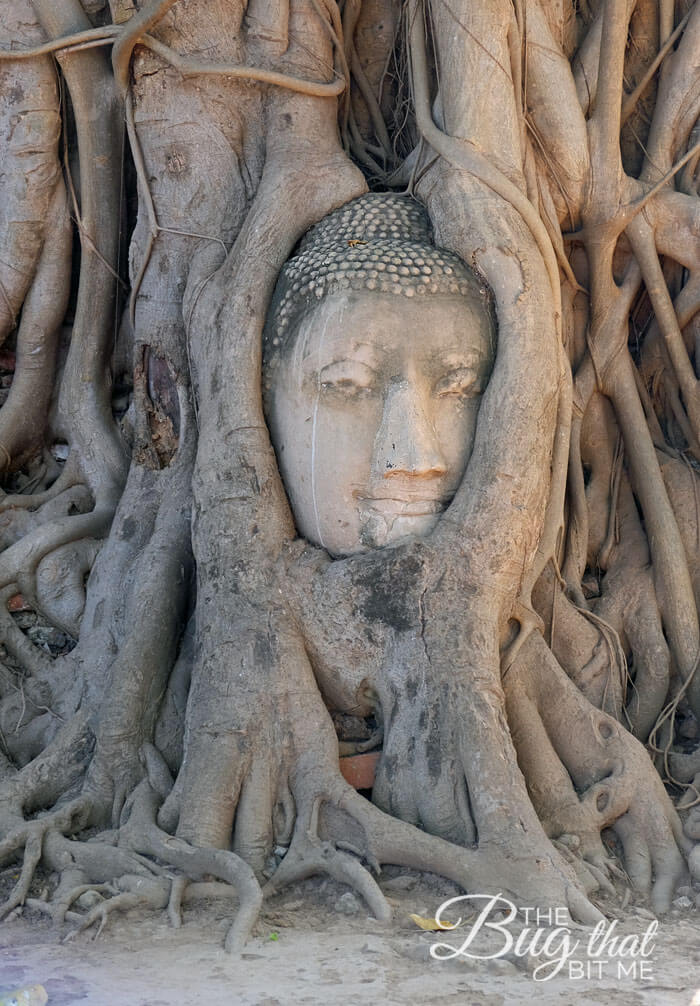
[1,867,699,1006]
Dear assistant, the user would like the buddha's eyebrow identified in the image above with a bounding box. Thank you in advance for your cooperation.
[303,339,385,366]
[438,347,489,368]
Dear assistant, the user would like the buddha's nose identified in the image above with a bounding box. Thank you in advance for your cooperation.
[372,380,447,479]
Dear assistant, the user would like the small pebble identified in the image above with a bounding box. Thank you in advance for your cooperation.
[400,939,430,964]
[487,957,519,976]
[505,950,536,974]
[261,856,278,879]
[382,875,416,893]
[334,892,360,916]
[672,896,693,910]
[361,936,386,954]
[0,986,47,1006]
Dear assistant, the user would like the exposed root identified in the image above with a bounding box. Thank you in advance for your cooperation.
[167,874,187,929]
[118,778,262,953]
[24,898,81,925]
[0,799,91,867]
[65,884,169,942]
[0,507,113,595]
[263,766,605,927]
[0,456,82,515]
[264,796,391,923]
[0,830,42,920]
[52,882,116,925]
[509,631,689,914]
[54,872,242,939]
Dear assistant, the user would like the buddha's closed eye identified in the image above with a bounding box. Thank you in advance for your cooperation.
[435,366,488,399]
[318,360,378,397]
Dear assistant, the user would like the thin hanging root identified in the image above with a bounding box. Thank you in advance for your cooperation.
[263,798,391,923]
[408,0,570,307]
[111,0,179,97]
[120,3,347,324]
[0,25,119,60]
[620,8,693,127]
[140,35,347,97]
[648,656,700,787]
[0,832,42,921]
[626,216,700,439]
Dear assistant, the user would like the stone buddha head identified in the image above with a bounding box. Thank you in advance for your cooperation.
[263,193,496,557]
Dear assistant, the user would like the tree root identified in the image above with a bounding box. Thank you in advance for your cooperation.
[250,721,604,927]
[508,631,689,913]
[118,777,262,953]
[0,799,91,869]
[52,881,116,925]
[0,456,82,516]
[0,506,113,595]
[263,795,391,923]
[65,885,169,942]
[167,874,187,928]
[0,831,42,921]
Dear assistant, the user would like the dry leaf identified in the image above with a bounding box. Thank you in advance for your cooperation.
[409,913,457,931]
[0,987,48,1006]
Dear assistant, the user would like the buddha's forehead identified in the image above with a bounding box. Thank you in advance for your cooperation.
[291,290,494,367]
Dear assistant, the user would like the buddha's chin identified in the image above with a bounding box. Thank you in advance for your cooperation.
[358,507,441,550]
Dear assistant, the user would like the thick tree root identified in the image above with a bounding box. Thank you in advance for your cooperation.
[263,795,391,922]
[507,631,690,913]
[263,757,604,927]
[0,458,82,515]
[118,777,262,953]
[0,832,42,921]
[0,802,91,921]
[65,886,169,942]
[52,882,116,925]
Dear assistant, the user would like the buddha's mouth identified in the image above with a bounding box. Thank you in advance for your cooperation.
[356,496,447,517]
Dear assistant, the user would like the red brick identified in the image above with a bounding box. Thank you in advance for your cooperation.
[7,593,31,612]
[339,751,380,790]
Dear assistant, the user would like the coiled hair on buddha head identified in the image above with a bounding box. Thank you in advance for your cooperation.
[262,192,497,378]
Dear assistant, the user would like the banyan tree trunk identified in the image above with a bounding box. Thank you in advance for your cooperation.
[0,0,697,949]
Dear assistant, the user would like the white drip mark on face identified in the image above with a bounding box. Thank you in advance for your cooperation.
[310,305,335,551]
[310,397,325,549]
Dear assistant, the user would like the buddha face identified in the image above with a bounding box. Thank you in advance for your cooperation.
[265,289,493,556]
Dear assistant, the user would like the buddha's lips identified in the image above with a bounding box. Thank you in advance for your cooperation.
[356,496,446,517]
